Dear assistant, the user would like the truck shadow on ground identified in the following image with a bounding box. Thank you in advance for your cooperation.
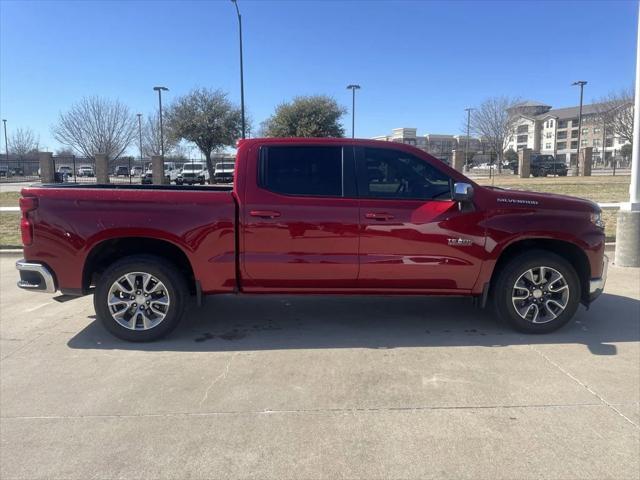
[67,292,639,356]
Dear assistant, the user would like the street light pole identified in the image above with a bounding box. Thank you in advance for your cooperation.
[231,0,246,139]
[346,84,361,139]
[153,86,169,156]
[137,113,143,163]
[2,119,8,161]
[572,80,587,176]
[464,108,474,168]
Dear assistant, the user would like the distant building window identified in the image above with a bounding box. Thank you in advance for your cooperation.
[546,132,553,138]
[593,139,601,147]
[593,127,601,134]
[581,139,588,147]
[571,130,579,139]
[558,120,568,129]
[605,138,613,147]
[545,143,552,149]
[517,125,528,133]
[618,138,627,145]
[517,135,528,144]
[557,131,567,139]
[570,119,580,127]
[571,141,578,149]
[549,120,554,127]
[557,142,567,150]
[581,128,589,135]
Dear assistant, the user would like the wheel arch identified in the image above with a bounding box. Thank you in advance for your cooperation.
[490,238,591,304]
[82,237,197,295]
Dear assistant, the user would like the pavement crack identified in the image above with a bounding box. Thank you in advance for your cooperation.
[199,353,237,406]
[4,402,639,421]
[529,344,639,429]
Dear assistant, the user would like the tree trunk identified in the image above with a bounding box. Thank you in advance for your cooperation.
[204,151,215,185]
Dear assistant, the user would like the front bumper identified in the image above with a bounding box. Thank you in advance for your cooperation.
[588,254,608,302]
[16,259,57,293]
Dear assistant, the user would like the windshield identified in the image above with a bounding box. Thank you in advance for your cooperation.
[217,163,235,170]
[182,164,205,171]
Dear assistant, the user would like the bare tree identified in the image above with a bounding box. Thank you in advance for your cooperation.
[142,112,178,157]
[165,88,243,181]
[52,96,137,160]
[594,87,634,145]
[9,128,39,156]
[469,96,521,171]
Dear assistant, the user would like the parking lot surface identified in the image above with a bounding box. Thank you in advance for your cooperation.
[1,253,638,479]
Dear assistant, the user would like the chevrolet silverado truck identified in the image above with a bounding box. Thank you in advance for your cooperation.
[16,138,607,341]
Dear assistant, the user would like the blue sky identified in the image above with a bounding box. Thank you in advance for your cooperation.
[0,0,637,153]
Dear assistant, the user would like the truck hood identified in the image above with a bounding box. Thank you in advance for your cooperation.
[485,186,599,213]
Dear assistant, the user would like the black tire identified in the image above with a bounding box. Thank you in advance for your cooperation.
[492,250,581,333]
[94,255,188,342]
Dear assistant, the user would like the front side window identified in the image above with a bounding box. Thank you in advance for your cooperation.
[360,148,451,201]
[261,146,342,197]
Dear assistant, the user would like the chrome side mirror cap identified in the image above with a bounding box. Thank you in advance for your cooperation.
[453,182,474,202]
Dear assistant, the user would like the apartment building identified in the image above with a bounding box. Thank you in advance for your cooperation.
[505,101,628,165]
[372,128,486,163]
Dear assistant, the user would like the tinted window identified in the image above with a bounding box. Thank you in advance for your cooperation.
[262,146,342,196]
[360,148,451,200]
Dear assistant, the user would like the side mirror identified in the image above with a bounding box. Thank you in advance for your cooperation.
[452,182,474,202]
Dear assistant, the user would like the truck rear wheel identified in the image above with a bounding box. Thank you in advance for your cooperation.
[492,250,581,333]
[94,255,188,341]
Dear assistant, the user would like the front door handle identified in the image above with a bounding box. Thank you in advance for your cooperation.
[250,210,281,219]
[365,212,394,221]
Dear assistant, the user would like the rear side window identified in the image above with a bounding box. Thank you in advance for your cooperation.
[260,146,342,197]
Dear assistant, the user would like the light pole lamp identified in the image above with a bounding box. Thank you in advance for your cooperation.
[2,119,8,161]
[572,80,587,175]
[231,0,246,139]
[153,86,169,156]
[464,108,474,167]
[137,113,143,162]
[347,84,361,139]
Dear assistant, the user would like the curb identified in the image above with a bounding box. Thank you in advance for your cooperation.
[0,249,22,256]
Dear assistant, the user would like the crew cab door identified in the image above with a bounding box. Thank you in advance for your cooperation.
[356,146,484,291]
[240,144,359,290]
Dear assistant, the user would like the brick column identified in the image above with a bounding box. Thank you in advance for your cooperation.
[451,149,464,172]
[579,147,593,176]
[95,153,109,184]
[152,155,167,184]
[518,148,531,178]
[38,152,55,183]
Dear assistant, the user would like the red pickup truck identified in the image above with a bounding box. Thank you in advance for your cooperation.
[16,138,607,341]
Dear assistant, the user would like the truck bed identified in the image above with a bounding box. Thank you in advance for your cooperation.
[21,184,237,294]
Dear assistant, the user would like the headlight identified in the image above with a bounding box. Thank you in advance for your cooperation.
[590,212,605,229]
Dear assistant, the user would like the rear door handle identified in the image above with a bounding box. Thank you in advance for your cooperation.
[365,212,394,221]
[250,210,281,219]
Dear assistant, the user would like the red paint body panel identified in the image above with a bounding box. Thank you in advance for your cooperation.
[20,138,605,299]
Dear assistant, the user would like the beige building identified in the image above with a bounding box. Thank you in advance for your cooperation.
[505,101,629,165]
[372,128,486,163]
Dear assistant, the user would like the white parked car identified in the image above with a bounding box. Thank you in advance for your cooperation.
[130,166,143,176]
[177,162,209,185]
[77,166,95,177]
[213,162,235,183]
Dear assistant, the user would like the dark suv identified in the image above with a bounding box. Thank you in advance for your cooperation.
[510,154,568,177]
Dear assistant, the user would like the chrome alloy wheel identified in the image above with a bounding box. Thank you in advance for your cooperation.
[511,266,570,324]
[107,272,171,330]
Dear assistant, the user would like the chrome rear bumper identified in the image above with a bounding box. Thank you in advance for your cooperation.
[588,255,608,302]
[16,259,56,293]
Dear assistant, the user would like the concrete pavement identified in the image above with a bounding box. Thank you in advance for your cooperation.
[0,253,638,479]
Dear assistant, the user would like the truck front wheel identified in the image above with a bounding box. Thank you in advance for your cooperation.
[94,255,188,341]
[492,250,581,333]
